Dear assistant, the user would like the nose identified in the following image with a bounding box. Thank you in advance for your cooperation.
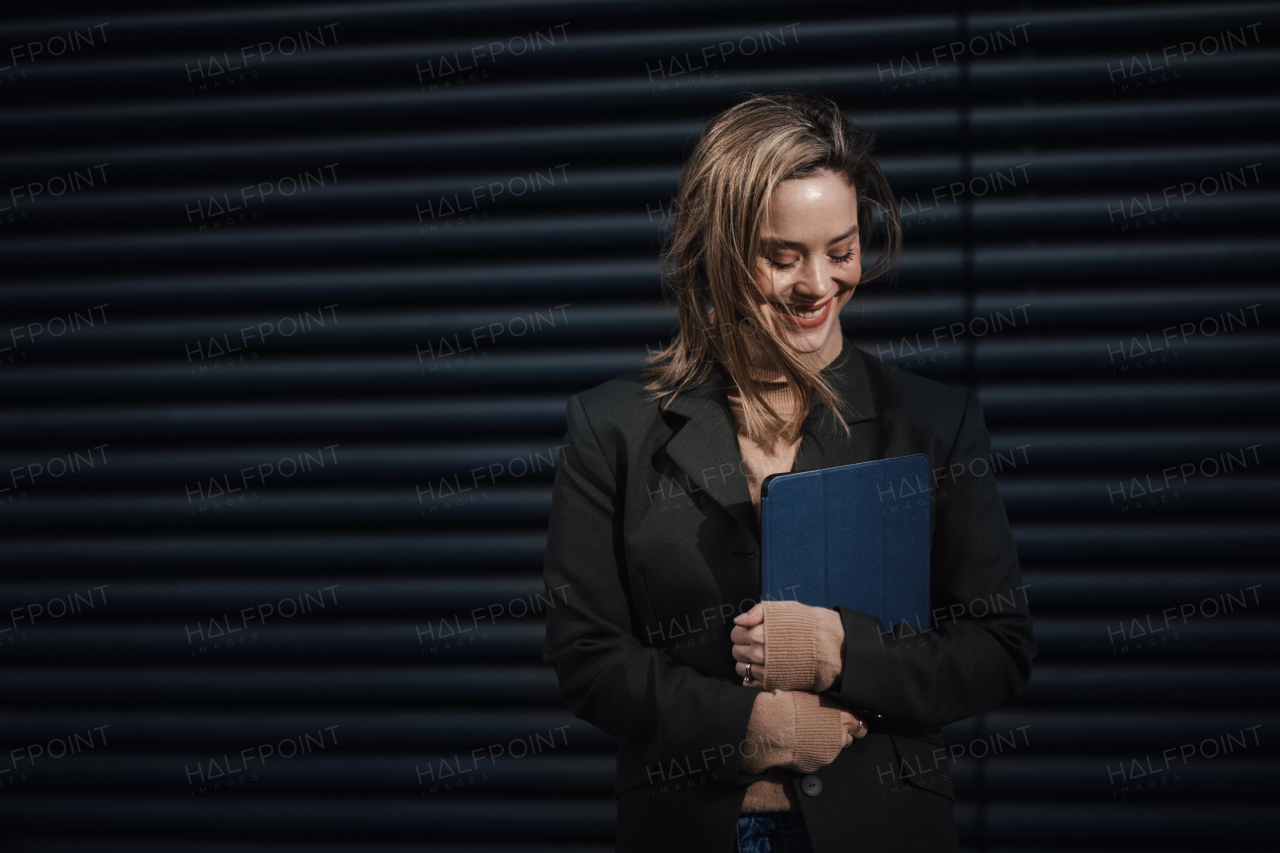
[790,254,834,304]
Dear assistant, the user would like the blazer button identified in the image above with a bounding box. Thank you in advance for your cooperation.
[801,774,822,797]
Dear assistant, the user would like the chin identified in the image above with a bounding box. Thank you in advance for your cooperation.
[782,322,833,353]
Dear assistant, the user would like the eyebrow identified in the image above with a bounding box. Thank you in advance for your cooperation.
[761,225,859,250]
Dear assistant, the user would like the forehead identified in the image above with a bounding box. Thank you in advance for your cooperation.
[767,173,856,215]
[761,173,859,239]
[773,170,856,199]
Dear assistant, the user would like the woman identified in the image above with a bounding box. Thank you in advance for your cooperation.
[541,92,1035,853]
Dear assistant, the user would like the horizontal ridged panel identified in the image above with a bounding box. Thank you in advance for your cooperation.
[1,1,1276,850]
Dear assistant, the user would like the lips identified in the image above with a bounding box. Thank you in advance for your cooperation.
[776,297,832,329]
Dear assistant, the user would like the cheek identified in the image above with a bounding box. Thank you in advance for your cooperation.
[845,255,863,286]
[753,267,783,300]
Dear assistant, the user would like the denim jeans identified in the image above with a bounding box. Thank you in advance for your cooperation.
[735,809,814,853]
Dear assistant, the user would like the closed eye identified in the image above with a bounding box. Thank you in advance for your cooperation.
[765,250,857,271]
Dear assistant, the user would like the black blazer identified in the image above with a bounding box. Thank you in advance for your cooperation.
[541,338,1036,853]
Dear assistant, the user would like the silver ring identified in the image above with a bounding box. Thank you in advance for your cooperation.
[852,719,864,736]
[744,662,752,683]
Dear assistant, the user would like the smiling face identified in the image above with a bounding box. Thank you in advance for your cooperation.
[753,169,861,353]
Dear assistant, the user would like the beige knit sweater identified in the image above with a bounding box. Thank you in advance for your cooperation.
[724,325,850,812]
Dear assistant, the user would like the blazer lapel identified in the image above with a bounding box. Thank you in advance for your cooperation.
[662,367,760,543]
[792,336,881,473]
[660,335,882,546]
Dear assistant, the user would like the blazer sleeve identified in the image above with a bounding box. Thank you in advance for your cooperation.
[824,392,1036,732]
[541,393,761,790]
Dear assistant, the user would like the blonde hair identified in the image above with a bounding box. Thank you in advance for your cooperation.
[643,92,902,442]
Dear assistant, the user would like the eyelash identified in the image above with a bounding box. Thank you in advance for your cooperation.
[765,250,857,271]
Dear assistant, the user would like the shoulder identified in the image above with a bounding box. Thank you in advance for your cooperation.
[569,366,665,426]
[563,366,677,451]
[857,346,969,411]
[572,366,657,417]
[852,345,980,444]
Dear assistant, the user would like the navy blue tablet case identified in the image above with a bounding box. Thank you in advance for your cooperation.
[760,454,932,633]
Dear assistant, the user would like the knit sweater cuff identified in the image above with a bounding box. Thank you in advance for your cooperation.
[787,691,848,774]
[739,689,796,774]
[813,606,847,691]
[761,601,846,692]
[738,690,847,775]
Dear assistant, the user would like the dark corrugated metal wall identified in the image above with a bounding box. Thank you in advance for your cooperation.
[0,1,1276,850]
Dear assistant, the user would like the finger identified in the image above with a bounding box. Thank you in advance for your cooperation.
[729,626,749,644]
[852,717,868,739]
[732,601,765,627]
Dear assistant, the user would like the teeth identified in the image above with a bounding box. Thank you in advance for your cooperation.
[788,304,824,319]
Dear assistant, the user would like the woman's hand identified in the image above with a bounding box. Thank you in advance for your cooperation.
[731,602,768,686]
[833,703,867,746]
[732,600,846,692]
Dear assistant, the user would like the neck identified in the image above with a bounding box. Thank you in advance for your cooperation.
[735,324,844,383]
[721,323,842,449]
